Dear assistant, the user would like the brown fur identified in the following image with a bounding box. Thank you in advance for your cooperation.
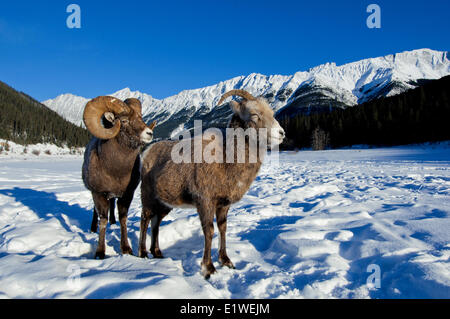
[82,98,153,259]
[139,95,285,278]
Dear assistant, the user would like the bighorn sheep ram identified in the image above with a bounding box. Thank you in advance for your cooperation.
[82,96,156,259]
[138,90,285,278]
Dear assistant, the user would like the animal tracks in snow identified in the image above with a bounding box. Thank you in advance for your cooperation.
[0,145,449,298]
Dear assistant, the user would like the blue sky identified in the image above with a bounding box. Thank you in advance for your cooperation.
[1,0,449,101]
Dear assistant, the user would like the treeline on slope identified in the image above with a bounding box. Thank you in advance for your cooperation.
[278,75,450,150]
[0,81,90,147]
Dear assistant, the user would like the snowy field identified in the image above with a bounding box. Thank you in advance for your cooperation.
[0,144,449,298]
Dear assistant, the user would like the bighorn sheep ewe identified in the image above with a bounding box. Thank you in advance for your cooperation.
[82,96,156,259]
[138,90,285,278]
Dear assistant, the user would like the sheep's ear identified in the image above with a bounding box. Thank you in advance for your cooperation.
[230,101,249,121]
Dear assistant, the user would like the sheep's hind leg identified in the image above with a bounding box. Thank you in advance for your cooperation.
[91,208,99,233]
[216,205,235,269]
[92,193,109,259]
[117,196,133,255]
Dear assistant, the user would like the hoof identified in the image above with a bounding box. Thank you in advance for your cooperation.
[139,250,148,259]
[201,262,217,280]
[95,251,105,259]
[121,246,133,256]
[219,255,235,269]
[151,248,164,259]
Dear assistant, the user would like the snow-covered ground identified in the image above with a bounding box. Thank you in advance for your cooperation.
[0,144,449,298]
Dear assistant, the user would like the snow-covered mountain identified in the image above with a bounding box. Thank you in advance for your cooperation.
[43,49,450,138]
[42,88,158,129]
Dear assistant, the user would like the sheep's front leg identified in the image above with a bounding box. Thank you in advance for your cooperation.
[117,196,133,255]
[216,205,235,269]
[92,192,109,259]
[139,207,152,258]
[149,202,171,258]
[139,201,171,258]
[150,214,164,258]
[198,201,216,279]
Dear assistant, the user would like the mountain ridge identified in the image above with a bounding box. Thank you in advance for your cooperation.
[43,48,450,138]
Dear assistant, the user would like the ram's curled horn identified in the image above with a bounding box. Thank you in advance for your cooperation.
[83,96,131,140]
[217,90,256,106]
[149,121,157,130]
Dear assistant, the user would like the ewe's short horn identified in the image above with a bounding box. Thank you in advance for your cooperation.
[83,96,131,140]
[217,90,256,106]
[149,121,157,130]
